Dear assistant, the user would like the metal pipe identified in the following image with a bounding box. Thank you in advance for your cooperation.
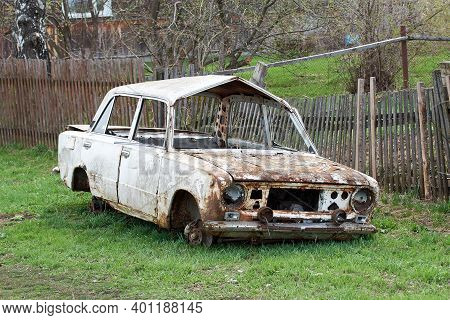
[215,34,449,75]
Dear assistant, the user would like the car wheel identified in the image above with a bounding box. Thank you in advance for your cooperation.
[89,196,107,213]
[184,219,213,247]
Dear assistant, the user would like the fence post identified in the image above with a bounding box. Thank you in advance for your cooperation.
[445,75,450,98]
[446,75,450,127]
[445,75,450,122]
[400,26,409,89]
[369,77,377,178]
[417,82,432,200]
[250,62,268,88]
[355,78,365,171]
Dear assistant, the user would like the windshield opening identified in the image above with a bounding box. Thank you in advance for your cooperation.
[172,95,313,152]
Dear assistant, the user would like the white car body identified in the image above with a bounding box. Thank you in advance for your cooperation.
[58,75,379,245]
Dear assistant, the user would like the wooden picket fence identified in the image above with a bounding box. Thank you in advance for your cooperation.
[0,58,448,199]
[0,58,146,148]
[287,73,449,199]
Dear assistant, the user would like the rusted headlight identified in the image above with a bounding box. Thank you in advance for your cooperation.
[351,188,374,214]
[223,184,245,205]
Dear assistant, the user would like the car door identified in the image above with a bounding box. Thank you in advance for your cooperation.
[81,133,123,202]
[82,94,140,203]
[117,143,163,220]
[117,98,166,220]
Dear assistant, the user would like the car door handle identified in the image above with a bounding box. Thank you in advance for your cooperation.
[121,150,130,158]
[83,141,92,149]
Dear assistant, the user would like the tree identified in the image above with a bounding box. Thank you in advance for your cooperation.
[324,0,447,92]
[13,0,48,59]
[114,0,313,71]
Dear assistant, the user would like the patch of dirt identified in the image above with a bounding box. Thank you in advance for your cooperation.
[0,212,34,225]
[187,283,205,293]
[0,263,122,299]
[378,202,449,234]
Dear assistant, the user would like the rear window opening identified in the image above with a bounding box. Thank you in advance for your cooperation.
[266,188,320,211]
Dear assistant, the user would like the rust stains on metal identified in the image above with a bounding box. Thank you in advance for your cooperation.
[186,150,373,186]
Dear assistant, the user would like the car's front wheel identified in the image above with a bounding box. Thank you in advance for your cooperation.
[184,219,213,247]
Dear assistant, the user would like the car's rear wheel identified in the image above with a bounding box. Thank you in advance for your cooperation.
[89,196,107,213]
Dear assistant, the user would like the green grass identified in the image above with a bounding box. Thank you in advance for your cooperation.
[236,56,345,97]
[0,146,448,299]
[407,52,449,88]
[231,51,449,97]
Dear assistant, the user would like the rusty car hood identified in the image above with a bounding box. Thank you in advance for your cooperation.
[186,149,372,186]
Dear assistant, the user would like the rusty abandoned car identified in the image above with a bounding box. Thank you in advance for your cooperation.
[58,75,379,245]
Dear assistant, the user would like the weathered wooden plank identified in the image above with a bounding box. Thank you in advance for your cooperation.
[333,95,343,162]
[35,60,45,146]
[0,61,5,144]
[380,95,388,190]
[425,89,437,198]
[318,96,328,153]
[346,94,354,167]
[322,95,332,158]
[313,97,322,150]
[3,61,13,144]
[429,86,446,199]
[18,60,28,146]
[386,92,394,192]
[305,97,315,132]
[432,71,449,199]
[376,92,383,184]
[402,89,412,189]
[311,97,320,149]
[393,92,401,191]
[409,90,421,195]
[432,70,450,166]
[369,77,377,178]
[5,61,15,144]
[329,95,338,158]
[417,83,432,200]
[342,95,351,166]
[398,90,406,191]
[361,93,367,174]
[355,79,364,171]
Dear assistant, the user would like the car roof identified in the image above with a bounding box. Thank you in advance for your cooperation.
[108,75,285,106]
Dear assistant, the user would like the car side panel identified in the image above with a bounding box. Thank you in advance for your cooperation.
[58,131,86,189]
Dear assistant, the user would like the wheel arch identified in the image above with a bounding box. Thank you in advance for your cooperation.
[168,189,201,230]
[71,166,90,192]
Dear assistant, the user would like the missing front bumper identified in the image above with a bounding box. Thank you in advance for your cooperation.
[202,221,376,241]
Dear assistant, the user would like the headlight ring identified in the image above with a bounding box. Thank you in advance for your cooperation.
[223,184,246,206]
[351,188,375,214]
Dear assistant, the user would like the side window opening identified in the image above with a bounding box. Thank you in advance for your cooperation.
[133,99,166,147]
[93,95,139,138]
